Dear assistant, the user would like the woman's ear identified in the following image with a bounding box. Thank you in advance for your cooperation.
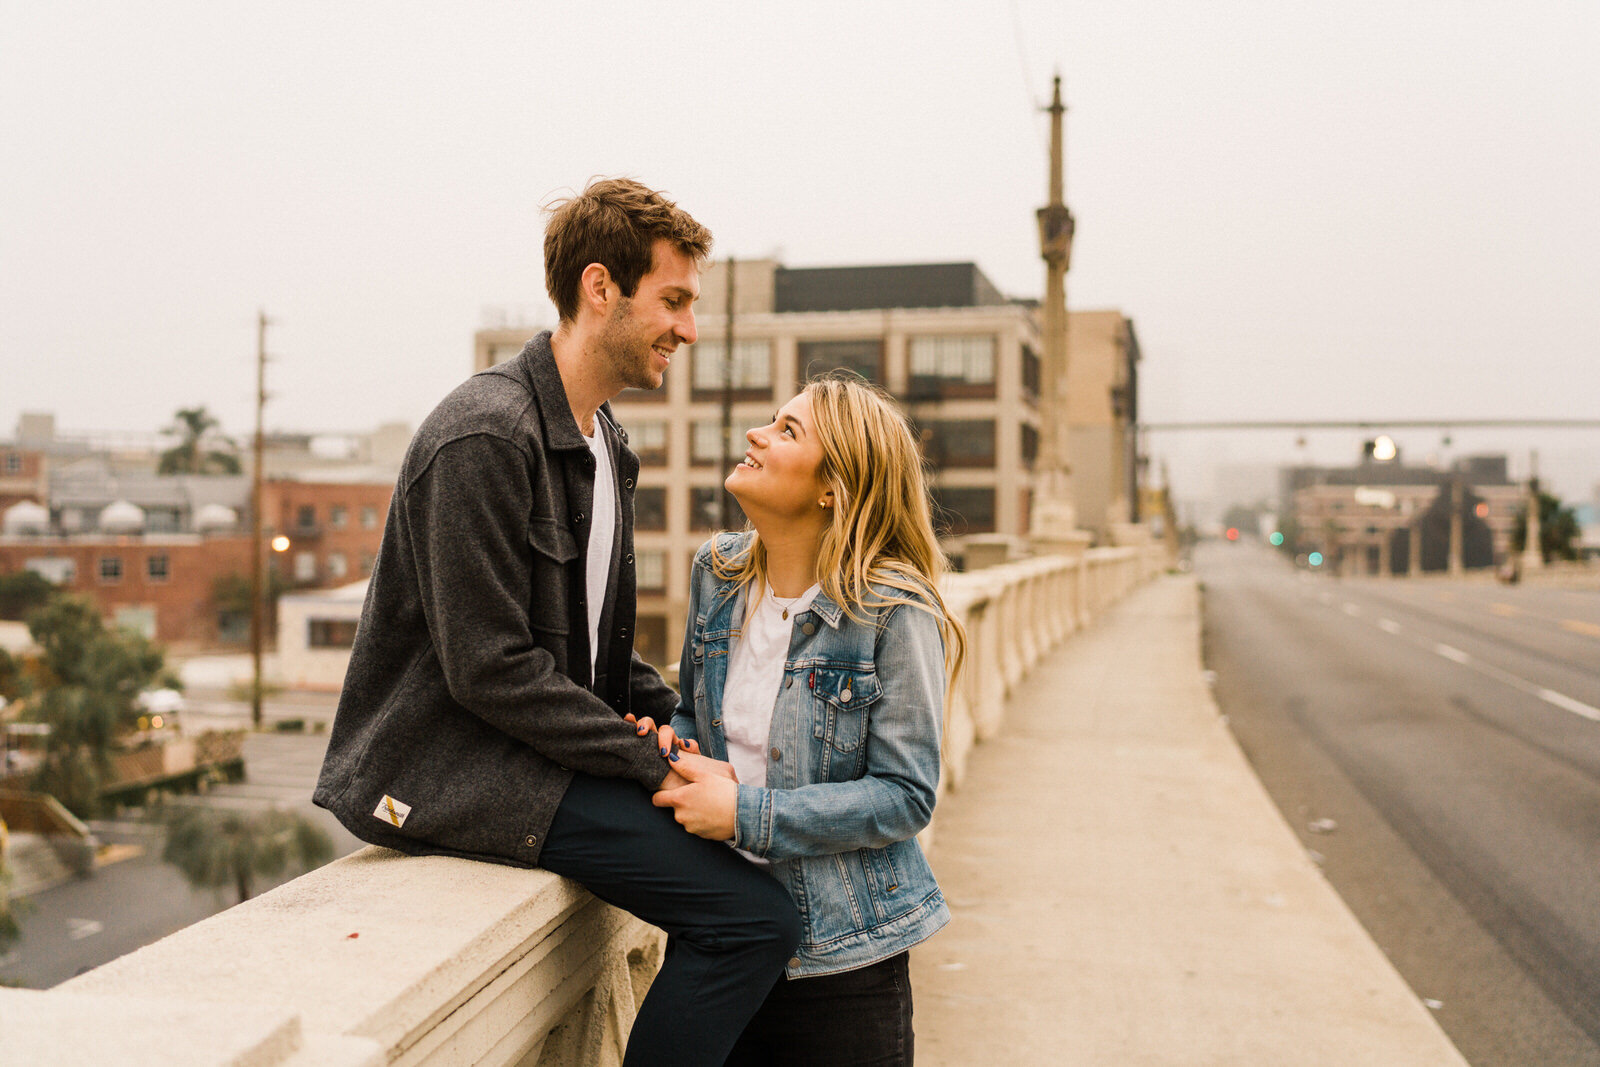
[819,488,835,510]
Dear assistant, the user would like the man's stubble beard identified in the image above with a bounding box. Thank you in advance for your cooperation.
[599,297,664,393]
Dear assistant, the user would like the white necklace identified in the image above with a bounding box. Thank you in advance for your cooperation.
[766,583,804,620]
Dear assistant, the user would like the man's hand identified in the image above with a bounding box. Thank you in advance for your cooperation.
[652,751,740,840]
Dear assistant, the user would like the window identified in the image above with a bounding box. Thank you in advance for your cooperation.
[692,420,745,466]
[360,506,378,529]
[1021,424,1040,469]
[294,551,317,582]
[1021,343,1041,401]
[309,618,359,648]
[798,339,882,383]
[630,421,668,466]
[635,487,667,531]
[3,453,19,474]
[929,488,996,537]
[914,420,996,468]
[99,556,123,583]
[146,508,181,534]
[328,551,348,579]
[330,505,348,529]
[636,549,666,593]
[691,339,773,398]
[25,557,74,584]
[296,504,317,530]
[907,335,996,398]
[147,554,170,582]
[691,487,745,531]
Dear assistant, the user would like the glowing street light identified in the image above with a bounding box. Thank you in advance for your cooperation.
[272,535,291,552]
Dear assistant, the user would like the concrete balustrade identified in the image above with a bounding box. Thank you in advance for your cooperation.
[1,543,1168,1066]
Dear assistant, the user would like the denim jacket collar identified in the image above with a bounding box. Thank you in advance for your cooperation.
[702,568,846,636]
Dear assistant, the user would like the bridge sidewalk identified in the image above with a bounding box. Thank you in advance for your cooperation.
[912,573,1469,1066]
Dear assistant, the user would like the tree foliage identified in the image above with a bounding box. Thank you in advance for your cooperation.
[0,570,56,621]
[22,596,171,816]
[158,406,241,476]
[1512,491,1580,562]
[161,804,334,903]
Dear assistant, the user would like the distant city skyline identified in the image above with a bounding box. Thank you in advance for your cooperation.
[4,2,1596,507]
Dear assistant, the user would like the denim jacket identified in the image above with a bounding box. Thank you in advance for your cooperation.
[670,534,950,978]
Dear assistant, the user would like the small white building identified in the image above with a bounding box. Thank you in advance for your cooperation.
[276,580,368,692]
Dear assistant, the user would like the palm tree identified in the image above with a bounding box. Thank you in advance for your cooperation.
[160,803,334,903]
[158,406,241,475]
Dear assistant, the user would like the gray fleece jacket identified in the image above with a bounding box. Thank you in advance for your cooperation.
[312,332,677,866]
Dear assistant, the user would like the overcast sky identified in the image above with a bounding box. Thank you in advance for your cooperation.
[3,2,1596,505]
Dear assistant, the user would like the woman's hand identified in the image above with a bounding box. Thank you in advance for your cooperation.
[623,714,701,757]
[652,750,740,840]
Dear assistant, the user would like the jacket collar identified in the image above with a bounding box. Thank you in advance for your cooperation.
[704,565,846,632]
[518,331,591,454]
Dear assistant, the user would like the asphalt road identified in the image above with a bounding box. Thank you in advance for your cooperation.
[1,731,361,989]
[1197,539,1600,1067]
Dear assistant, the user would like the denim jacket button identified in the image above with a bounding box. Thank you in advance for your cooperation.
[711,718,722,727]
[801,622,815,636]
[787,956,801,968]
[841,687,852,702]
[769,747,781,761]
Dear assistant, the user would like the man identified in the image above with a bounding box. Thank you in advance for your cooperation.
[314,178,799,1067]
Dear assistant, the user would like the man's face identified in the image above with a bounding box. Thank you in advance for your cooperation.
[597,239,700,392]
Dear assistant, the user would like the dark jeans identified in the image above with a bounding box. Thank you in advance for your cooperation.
[539,771,802,1067]
[722,951,914,1067]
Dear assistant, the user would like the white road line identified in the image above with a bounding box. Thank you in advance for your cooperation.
[1378,619,1401,634]
[1539,689,1600,722]
[1435,644,1471,664]
[1343,603,1362,616]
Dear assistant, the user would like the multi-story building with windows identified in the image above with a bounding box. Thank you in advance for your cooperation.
[477,259,1141,668]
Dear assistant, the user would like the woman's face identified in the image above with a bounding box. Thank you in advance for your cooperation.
[724,392,831,520]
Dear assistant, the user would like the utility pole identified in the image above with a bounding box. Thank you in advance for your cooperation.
[1031,73,1079,538]
[719,257,737,529]
[249,311,270,730]
[1521,449,1545,571]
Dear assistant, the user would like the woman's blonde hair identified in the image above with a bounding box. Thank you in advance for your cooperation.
[709,374,966,680]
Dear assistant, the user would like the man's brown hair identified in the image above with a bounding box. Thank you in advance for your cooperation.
[543,178,713,323]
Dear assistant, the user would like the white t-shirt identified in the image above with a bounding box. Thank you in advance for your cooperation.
[582,423,616,677]
[722,582,822,791]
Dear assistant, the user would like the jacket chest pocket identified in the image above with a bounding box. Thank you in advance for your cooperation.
[810,667,882,760]
[528,518,579,636]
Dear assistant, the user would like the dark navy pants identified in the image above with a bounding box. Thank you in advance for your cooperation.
[539,771,802,1067]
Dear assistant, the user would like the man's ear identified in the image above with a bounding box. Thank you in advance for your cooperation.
[578,262,613,317]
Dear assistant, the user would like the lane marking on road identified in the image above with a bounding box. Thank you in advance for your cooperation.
[67,918,104,941]
[1435,643,1471,664]
[1342,603,1362,616]
[1378,619,1402,634]
[1561,619,1600,639]
[1539,689,1600,722]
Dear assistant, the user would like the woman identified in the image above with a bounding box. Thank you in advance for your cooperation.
[634,375,964,1065]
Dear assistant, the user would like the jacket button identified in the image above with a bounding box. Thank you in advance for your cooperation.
[524,834,537,846]
[573,512,585,525]
[625,553,634,565]
[787,956,801,968]
[801,622,815,636]
[619,627,629,639]
[841,687,853,702]
[624,478,635,489]
[769,747,781,761]
[711,718,722,727]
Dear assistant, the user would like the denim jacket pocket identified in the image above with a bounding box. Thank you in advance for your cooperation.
[810,667,882,754]
[527,518,578,636]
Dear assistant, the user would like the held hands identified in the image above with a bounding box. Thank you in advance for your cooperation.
[651,750,740,841]
[624,715,740,840]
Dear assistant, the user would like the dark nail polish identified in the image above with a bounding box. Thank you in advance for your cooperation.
[660,747,669,756]
[669,751,680,762]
